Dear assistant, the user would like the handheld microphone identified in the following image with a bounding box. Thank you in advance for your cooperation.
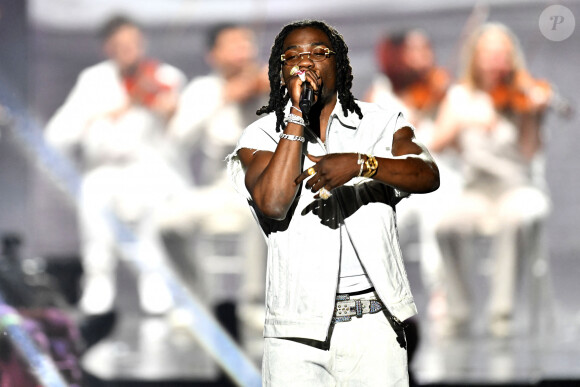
[299,84,315,115]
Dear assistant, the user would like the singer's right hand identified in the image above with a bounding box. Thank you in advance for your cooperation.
[286,67,320,112]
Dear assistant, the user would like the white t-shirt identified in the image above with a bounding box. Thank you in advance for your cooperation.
[338,223,373,293]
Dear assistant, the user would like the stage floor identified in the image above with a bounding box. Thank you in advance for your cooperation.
[81,245,580,386]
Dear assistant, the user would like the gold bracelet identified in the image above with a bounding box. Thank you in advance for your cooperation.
[363,154,378,178]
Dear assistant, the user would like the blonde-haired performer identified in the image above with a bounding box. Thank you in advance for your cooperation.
[431,23,551,338]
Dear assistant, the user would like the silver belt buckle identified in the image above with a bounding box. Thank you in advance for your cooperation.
[333,297,384,323]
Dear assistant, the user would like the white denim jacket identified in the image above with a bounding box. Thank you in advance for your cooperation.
[227,100,417,341]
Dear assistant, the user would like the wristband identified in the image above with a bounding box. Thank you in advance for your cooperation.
[290,106,302,114]
[284,113,305,127]
[357,153,365,177]
[279,133,305,142]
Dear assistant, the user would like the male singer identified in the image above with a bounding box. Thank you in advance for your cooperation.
[227,20,439,385]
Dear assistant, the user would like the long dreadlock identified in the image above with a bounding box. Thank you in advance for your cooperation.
[256,20,363,132]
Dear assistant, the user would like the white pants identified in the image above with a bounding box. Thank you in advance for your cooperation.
[262,294,409,386]
[156,174,267,303]
[396,155,463,293]
[436,186,550,325]
[78,159,186,315]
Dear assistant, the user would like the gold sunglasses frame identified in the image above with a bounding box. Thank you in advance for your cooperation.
[281,47,336,65]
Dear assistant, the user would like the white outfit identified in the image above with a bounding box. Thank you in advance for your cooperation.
[262,291,408,387]
[368,74,463,296]
[165,73,268,305]
[168,73,266,186]
[228,100,417,384]
[435,84,550,335]
[46,60,187,315]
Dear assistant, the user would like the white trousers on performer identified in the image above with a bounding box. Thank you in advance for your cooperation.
[78,160,186,315]
[396,156,463,293]
[262,295,409,386]
[436,186,550,334]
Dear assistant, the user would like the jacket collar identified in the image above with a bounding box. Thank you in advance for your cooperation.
[284,95,362,131]
[328,96,361,130]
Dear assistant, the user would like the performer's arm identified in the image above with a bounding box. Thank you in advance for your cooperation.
[296,126,439,196]
[239,69,320,220]
[238,126,303,220]
[45,71,94,158]
[375,126,440,193]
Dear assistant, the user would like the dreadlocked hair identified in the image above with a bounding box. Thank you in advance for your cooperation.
[256,20,363,132]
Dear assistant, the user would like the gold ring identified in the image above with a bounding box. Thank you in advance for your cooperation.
[290,65,300,76]
[307,167,316,176]
[319,187,332,200]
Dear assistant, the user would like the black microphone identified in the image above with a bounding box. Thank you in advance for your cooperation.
[299,83,315,115]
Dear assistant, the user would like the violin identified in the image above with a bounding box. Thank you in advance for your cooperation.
[122,59,171,108]
[398,67,450,112]
[489,70,553,115]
